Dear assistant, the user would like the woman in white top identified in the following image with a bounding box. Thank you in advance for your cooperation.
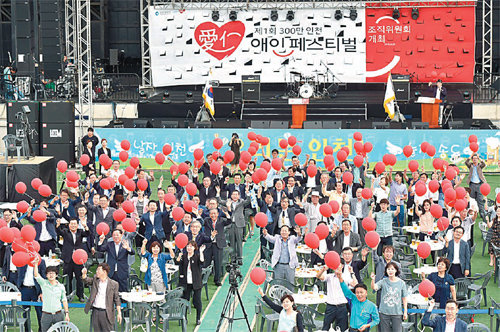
[372,176,390,211]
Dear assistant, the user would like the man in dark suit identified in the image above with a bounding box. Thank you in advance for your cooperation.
[81,127,99,156]
[28,201,57,256]
[57,218,90,301]
[283,177,304,204]
[331,219,362,256]
[212,157,230,189]
[82,263,122,332]
[428,79,447,125]
[2,245,18,284]
[193,169,217,206]
[155,188,174,240]
[446,226,471,279]
[203,208,231,286]
[222,189,250,264]
[269,180,286,205]
[97,229,135,292]
[223,173,246,199]
[140,200,167,248]
[423,299,467,332]
[315,172,335,204]
[86,195,116,238]
[258,190,278,255]
[269,197,303,235]
[17,260,46,332]
[52,189,82,219]
[349,188,372,245]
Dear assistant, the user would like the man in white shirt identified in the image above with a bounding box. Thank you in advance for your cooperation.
[18,259,47,332]
[316,265,348,331]
[302,190,322,233]
[82,263,121,332]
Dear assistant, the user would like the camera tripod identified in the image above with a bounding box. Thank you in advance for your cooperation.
[215,283,251,332]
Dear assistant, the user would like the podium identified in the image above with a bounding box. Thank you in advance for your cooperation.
[417,97,441,129]
[289,98,309,129]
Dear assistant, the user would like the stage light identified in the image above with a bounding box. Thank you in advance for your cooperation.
[270,10,278,22]
[334,10,342,20]
[212,11,219,21]
[411,8,419,20]
[229,10,237,21]
[392,8,400,20]
[286,10,294,21]
[349,9,357,21]
[463,91,471,103]
[139,90,147,103]
[162,90,171,104]
[185,91,194,104]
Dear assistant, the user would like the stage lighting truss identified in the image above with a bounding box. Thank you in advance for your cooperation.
[392,8,400,19]
[349,8,357,21]
[212,10,219,21]
[270,10,278,21]
[334,9,342,20]
[286,10,294,21]
[411,8,419,20]
[229,10,237,21]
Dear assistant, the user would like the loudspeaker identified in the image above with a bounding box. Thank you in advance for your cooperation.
[7,101,40,123]
[7,122,40,155]
[41,123,75,144]
[41,143,75,166]
[110,49,119,66]
[213,86,234,104]
[40,101,75,123]
[133,119,153,128]
[391,74,410,101]
[242,75,261,102]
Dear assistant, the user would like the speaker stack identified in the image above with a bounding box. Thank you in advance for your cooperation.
[40,101,75,166]
[7,101,40,156]
[241,75,261,102]
[38,0,63,79]
[391,74,410,102]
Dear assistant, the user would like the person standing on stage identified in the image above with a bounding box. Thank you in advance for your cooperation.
[428,79,447,125]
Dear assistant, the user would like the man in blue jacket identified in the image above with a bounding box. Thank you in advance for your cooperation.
[423,299,467,332]
[140,200,168,249]
[27,200,57,256]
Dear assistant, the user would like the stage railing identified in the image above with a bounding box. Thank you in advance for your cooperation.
[93,73,140,102]
[474,73,500,103]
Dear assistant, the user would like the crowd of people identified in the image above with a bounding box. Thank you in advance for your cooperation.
[0,128,497,332]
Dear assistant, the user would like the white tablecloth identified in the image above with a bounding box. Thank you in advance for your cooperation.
[0,292,21,302]
[410,240,444,251]
[43,257,62,267]
[295,267,322,279]
[407,293,430,307]
[295,245,312,255]
[120,290,165,303]
[292,291,326,305]
[403,224,438,234]
[413,265,438,276]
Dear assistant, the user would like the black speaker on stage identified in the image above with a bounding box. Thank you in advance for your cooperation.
[213,86,234,104]
[241,75,261,102]
[133,119,153,128]
[41,143,75,166]
[7,101,40,123]
[41,123,75,144]
[392,74,410,101]
[40,101,75,124]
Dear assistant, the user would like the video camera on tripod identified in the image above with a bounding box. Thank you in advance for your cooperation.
[226,256,243,287]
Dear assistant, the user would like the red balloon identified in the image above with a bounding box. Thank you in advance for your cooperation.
[353,132,362,141]
[441,180,453,193]
[175,175,187,187]
[248,146,258,156]
[421,142,429,153]
[163,144,172,156]
[403,145,413,158]
[21,225,36,242]
[315,223,330,240]
[113,209,126,222]
[0,219,6,229]
[354,142,364,154]
[365,231,380,249]
[304,233,320,249]
[224,151,235,164]
[415,182,427,196]
[31,178,43,190]
[99,154,109,166]
[429,204,442,219]
[16,201,29,213]
[57,160,68,173]
[193,148,203,161]
[295,213,308,227]
[122,218,137,233]
[428,180,440,193]
[342,172,353,185]
[497,193,500,204]
[172,207,185,221]
[169,165,179,175]
[364,142,373,153]
[469,142,479,152]
[66,171,79,183]
[213,138,223,150]
[248,132,257,141]
[118,151,129,162]
[437,217,449,231]
[454,187,467,200]
[96,222,110,236]
[33,210,47,222]
[361,188,373,199]
[260,137,270,146]
[432,158,443,170]
[324,146,334,155]
[341,146,350,155]
[250,267,266,285]
[292,145,302,155]
[271,158,282,171]
[185,183,198,196]
[166,193,177,206]
[468,135,478,143]
[375,162,385,175]
[319,203,333,218]
[12,238,26,252]
[288,136,297,146]
[72,249,88,265]
[12,252,30,267]
[362,217,376,231]
[259,161,270,174]
[240,151,252,164]
[279,139,288,149]
[118,174,128,186]
[178,162,189,174]
[329,200,340,214]
[183,200,195,213]
[11,228,21,240]
[419,279,436,298]
[0,227,14,243]
[426,145,436,157]
[353,155,363,168]
[120,140,130,151]
[124,166,135,179]
[121,200,134,214]
[388,154,397,166]
[38,184,52,197]
[325,251,341,270]
[336,150,347,162]
[124,179,136,192]
[383,154,391,166]
[79,154,90,166]
[408,160,419,172]
[210,162,221,175]
[307,165,317,178]
[29,240,40,253]
[250,142,260,151]
[480,183,491,196]
[175,233,189,249]
[445,168,456,180]
[454,199,467,211]
[155,153,165,165]
[239,161,248,171]
[324,155,335,167]
[255,212,268,228]
[67,181,78,188]
[257,168,268,182]
[130,157,140,169]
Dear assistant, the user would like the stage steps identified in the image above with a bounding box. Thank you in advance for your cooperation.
[241,102,367,121]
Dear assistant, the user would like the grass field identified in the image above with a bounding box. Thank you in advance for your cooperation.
[19,169,500,331]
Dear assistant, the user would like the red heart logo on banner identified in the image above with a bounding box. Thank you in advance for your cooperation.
[194,21,245,61]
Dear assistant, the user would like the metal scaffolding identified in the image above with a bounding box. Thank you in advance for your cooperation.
[481,0,493,86]
[64,0,76,65]
[140,0,152,88]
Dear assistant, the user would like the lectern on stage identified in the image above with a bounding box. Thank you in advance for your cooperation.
[417,97,442,129]
[289,98,309,129]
